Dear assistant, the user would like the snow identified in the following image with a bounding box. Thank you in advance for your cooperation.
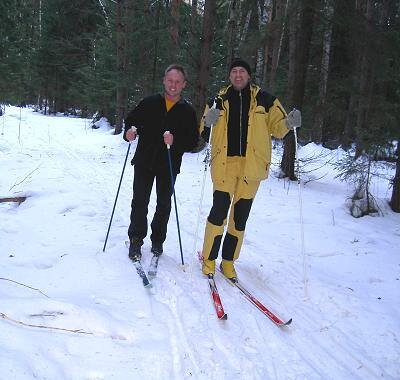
[0,105,399,380]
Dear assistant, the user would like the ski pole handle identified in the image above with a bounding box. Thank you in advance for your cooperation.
[126,126,137,141]
[164,130,171,149]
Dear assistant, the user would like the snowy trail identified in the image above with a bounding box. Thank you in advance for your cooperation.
[1,107,399,380]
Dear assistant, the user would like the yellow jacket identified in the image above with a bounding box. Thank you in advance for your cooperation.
[200,84,289,183]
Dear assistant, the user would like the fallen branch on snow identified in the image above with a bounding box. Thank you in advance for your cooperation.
[0,312,93,335]
[0,277,50,298]
[9,164,41,192]
[0,196,27,204]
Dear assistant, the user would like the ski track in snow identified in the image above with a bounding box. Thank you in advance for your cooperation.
[0,107,399,379]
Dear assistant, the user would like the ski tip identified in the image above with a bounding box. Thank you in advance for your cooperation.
[144,282,153,288]
[219,313,228,320]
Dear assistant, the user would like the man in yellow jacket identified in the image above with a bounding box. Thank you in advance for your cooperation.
[200,58,301,280]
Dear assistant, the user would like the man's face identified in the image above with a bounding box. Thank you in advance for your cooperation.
[229,66,250,91]
[163,69,186,100]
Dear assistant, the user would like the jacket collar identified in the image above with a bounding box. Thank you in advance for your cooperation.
[218,84,261,110]
[219,83,260,100]
[161,93,186,106]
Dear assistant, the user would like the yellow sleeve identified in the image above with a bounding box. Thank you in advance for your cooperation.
[269,99,290,139]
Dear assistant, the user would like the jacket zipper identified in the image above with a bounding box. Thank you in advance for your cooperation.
[239,90,242,156]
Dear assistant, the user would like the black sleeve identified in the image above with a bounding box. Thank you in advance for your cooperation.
[123,99,146,141]
[171,103,199,153]
[185,107,200,152]
[179,105,199,153]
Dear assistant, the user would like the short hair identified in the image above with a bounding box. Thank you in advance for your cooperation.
[164,64,187,81]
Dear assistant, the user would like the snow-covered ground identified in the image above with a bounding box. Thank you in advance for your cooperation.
[0,106,399,380]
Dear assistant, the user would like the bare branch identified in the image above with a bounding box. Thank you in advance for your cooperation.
[1,312,93,335]
[8,164,41,192]
[0,277,50,298]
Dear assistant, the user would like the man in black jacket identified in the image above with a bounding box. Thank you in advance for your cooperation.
[123,64,199,261]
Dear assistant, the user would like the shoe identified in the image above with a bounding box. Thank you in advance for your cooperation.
[220,259,237,281]
[151,242,163,256]
[129,238,142,262]
[202,257,216,276]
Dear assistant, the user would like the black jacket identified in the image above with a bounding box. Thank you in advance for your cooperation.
[124,94,199,174]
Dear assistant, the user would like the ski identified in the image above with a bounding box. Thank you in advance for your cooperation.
[125,241,152,288]
[218,268,291,326]
[198,253,227,320]
[132,260,152,288]
[207,274,228,320]
[147,254,160,279]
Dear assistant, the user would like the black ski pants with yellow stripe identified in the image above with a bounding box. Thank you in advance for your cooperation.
[202,156,260,262]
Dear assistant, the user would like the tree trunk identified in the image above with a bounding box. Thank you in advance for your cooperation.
[226,0,238,70]
[255,0,273,87]
[191,0,198,32]
[115,0,130,134]
[342,91,357,148]
[268,0,287,91]
[169,0,181,61]
[281,0,298,181]
[291,0,315,108]
[238,9,252,52]
[286,3,298,100]
[280,130,297,180]
[354,0,374,157]
[280,1,296,179]
[312,0,334,143]
[193,0,216,120]
[390,143,400,212]
[191,0,216,152]
[281,0,316,180]
[151,2,162,94]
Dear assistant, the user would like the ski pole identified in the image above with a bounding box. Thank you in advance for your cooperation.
[164,131,185,266]
[103,141,131,252]
[191,146,210,257]
[192,100,216,257]
[293,125,307,298]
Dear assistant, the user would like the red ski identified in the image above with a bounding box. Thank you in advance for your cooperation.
[207,274,228,320]
[198,252,227,320]
[217,267,291,327]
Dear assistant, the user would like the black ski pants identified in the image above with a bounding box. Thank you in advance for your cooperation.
[128,164,176,245]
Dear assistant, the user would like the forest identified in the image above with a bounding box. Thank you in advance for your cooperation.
[1,0,399,212]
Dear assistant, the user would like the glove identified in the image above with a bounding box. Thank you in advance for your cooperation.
[204,108,220,128]
[125,126,137,141]
[286,108,301,130]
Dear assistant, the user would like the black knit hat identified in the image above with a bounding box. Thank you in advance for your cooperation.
[229,58,251,76]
